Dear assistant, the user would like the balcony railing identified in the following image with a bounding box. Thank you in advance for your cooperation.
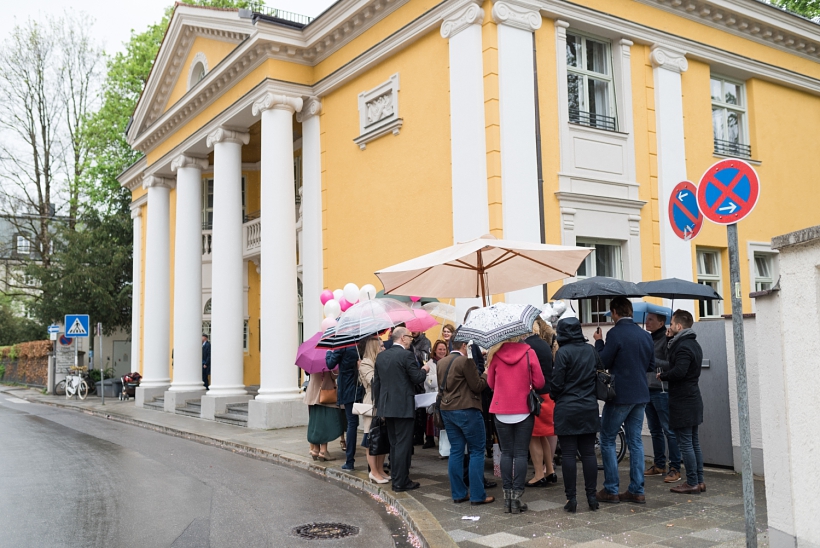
[253,6,314,26]
[714,139,752,159]
[243,217,261,259]
[202,230,212,261]
[569,108,617,132]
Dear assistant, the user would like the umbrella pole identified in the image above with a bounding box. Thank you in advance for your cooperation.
[477,251,489,307]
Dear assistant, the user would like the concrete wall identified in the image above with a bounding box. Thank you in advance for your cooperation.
[753,225,820,548]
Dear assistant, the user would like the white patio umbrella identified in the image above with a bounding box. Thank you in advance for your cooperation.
[375,235,591,305]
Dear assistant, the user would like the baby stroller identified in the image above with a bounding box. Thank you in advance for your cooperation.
[119,372,142,401]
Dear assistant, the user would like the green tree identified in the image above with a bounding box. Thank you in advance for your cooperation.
[772,0,820,18]
[0,295,42,346]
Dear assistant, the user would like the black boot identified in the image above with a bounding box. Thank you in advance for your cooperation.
[422,435,435,449]
[587,495,600,511]
[510,490,528,514]
[564,499,577,513]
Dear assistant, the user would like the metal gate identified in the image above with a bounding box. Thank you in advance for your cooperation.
[112,341,132,379]
[691,320,734,467]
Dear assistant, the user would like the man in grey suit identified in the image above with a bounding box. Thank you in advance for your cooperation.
[372,327,429,492]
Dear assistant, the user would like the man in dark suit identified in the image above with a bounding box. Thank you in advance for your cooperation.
[593,297,655,505]
[372,327,429,492]
[202,334,211,389]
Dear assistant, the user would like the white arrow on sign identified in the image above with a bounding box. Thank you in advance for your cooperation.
[678,191,689,201]
[718,202,738,213]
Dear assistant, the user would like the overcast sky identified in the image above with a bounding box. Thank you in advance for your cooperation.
[0,1,338,55]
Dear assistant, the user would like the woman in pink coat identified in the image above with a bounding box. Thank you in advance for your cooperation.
[487,337,545,514]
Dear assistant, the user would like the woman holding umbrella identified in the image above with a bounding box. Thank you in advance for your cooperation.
[304,366,346,462]
[358,337,390,483]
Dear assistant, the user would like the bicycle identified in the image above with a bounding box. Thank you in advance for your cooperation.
[54,366,90,400]
[554,420,627,470]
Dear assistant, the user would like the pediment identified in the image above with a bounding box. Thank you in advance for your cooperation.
[131,5,254,139]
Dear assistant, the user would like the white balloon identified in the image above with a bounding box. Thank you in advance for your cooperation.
[320,317,337,331]
[324,299,341,319]
[552,300,567,316]
[343,283,360,304]
[333,289,344,302]
[359,284,377,302]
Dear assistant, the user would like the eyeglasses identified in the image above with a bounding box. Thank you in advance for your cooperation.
[402,334,413,340]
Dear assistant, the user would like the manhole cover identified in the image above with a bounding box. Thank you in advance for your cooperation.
[292,522,360,540]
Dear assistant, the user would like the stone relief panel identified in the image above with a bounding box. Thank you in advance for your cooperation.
[355,73,402,150]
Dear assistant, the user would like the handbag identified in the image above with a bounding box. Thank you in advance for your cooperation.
[352,366,374,416]
[525,352,543,416]
[369,417,390,456]
[318,371,338,405]
[433,355,457,429]
[593,350,617,402]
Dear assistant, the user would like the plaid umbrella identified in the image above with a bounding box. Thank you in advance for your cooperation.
[453,302,541,348]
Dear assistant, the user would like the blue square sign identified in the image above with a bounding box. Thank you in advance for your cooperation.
[64,314,90,338]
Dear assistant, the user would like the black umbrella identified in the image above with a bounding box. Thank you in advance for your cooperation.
[637,278,722,301]
[551,276,647,300]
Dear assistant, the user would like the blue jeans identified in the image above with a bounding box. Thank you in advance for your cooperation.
[601,403,646,495]
[441,409,486,502]
[675,425,704,486]
[645,391,681,471]
[343,405,359,468]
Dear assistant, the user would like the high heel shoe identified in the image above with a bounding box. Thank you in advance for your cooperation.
[317,451,335,462]
[309,449,319,461]
[587,496,600,511]
[546,473,558,483]
[564,499,577,513]
[369,472,389,484]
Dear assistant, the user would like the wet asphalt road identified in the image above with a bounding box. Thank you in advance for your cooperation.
[0,396,408,548]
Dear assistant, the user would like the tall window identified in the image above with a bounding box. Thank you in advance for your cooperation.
[243,320,249,353]
[697,249,723,317]
[566,32,616,131]
[711,76,750,158]
[16,235,31,256]
[576,239,624,323]
[202,176,246,228]
[753,253,774,291]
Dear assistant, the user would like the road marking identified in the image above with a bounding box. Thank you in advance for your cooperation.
[5,397,30,404]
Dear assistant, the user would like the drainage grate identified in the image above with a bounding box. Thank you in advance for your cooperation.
[292,522,360,540]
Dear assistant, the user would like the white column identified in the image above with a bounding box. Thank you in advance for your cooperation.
[441,1,489,322]
[137,176,174,405]
[166,154,208,408]
[247,93,310,429]
[130,206,142,376]
[493,0,543,305]
[651,45,694,313]
[297,97,323,337]
[205,128,249,397]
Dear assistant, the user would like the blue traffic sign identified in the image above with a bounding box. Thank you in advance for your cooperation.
[47,324,60,334]
[59,335,72,346]
[64,314,90,338]
[697,159,760,225]
[668,181,702,241]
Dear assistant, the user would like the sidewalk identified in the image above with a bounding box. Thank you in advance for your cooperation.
[2,387,768,548]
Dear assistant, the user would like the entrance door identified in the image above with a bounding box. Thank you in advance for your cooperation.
[691,320,733,467]
[112,341,132,379]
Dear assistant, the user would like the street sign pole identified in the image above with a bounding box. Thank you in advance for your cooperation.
[727,222,757,548]
[97,323,104,405]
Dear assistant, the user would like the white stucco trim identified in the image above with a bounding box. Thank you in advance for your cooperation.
[187,52,209,90]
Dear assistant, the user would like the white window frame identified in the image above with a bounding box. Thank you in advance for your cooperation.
[696,249,723,318]
[748,242,779,311]
[187,52,208,90]
[243,319,249,354]
[575,238,624,323]
[710,74,750,158]
[202,176,246,227]
[16,235,31,256]
[565,30,618,131]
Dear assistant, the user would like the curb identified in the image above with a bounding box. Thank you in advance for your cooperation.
[4,389,458,548]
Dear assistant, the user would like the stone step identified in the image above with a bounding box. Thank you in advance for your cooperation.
[214,412,248,427]
[176,406,201,418]
[142,400,164,411]
[225,403,248,416]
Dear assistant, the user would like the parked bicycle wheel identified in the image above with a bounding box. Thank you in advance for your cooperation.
[589,428,627,470]
[54,380,66,396]
[77,380,89,400]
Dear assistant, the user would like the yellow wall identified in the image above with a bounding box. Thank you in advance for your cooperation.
[165,36,239,111]
[482,6,503,238]
[243,170,261,386]
[319,28,452,293]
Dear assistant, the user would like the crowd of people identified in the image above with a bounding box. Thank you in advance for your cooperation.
[303,296,706,513]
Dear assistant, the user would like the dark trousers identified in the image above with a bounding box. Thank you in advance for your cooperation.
[202,366,210,389]
[494,415,535,492]
[413,408,426,444]
[343,405,359,467]
[675,425,704,487]
[386,417,415,490]
[559,433,598,500]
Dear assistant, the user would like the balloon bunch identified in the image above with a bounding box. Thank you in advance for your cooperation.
[540,300,573,326]
[319,283,378,330]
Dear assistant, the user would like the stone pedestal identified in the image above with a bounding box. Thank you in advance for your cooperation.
[247,399,308,430]
[136,386,168,408]
[201,394,253,420]
[163,389,205,413]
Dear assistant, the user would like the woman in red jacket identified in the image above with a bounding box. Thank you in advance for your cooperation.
[487,337,545,514]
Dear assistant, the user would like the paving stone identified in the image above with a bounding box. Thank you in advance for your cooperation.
[528,500,565,512]
[424,493,453,501]
[449,529,484,543]
[633,524,695,539]
[416,477,442,486]
[470,532,532,547]
[526,534,579,547]
[699,496,744,507]
[571,540,631,548]
[554,527,613,543]
[657,535,719,548]
[690,529,745,543]
[603,531,665,546]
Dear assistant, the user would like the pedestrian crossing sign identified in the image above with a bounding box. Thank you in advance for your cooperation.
[64,314,90,338]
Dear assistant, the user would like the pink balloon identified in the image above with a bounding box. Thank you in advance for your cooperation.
[339,298,352,312]
[320,317,337,330]
[320,290,334,305]
[410,296,421,302]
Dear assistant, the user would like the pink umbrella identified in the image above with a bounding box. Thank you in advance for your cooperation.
[404,309,439,332]
[296,331,330,374]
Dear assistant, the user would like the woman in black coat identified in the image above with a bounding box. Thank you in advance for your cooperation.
[549,317,601,513]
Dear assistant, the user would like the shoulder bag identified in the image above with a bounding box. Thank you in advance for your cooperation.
[369,417,390,455]
[433,355,457,429]
[352,364,374,416]
[526,352,543,416]
[593,349,617,403]
[318,371,338,405]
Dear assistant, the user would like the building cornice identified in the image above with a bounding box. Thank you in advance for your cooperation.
[555,191,647,211]
[130,195,148,214]
[650,45,689,73]
[492,0,543,31]
[633,0,820,63]
[440,0,484,39]
[118,156,147,191]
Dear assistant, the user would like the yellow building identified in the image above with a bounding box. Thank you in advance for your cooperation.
[119,0,820,428]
